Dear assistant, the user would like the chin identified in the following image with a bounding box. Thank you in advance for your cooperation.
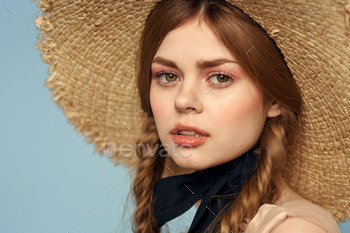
[170,152,212,172]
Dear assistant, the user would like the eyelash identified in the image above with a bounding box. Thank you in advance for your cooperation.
[152,70,235,88]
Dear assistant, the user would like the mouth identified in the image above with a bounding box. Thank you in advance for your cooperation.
[169,123,209,147]
[170,122,209,137]
[176,131,203,137]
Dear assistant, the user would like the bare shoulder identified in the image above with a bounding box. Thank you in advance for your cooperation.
[245,179,340,233]
[271,217,327,233]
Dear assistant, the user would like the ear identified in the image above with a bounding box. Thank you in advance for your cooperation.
[267,100,282,118]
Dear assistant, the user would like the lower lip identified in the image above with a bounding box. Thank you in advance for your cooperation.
[171,134,209,147]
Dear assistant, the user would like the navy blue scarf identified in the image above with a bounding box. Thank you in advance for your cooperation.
[153,147,260,233]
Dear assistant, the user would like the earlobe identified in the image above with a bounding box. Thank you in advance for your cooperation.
[267,101,282,118]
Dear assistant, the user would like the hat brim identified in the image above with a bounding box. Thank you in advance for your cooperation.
[34,0,350,222]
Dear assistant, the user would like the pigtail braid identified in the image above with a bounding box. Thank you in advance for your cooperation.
[205,109,298,233]
[131,117,164,233]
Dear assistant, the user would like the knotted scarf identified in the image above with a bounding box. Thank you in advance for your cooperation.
[153,147,260,233]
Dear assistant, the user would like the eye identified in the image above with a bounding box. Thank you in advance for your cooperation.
[152,71,180,86]
[207,73,234,88]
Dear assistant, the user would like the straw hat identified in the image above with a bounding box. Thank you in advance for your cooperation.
[34,0,349,222]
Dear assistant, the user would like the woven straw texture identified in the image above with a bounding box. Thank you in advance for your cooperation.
[34,0,350,222]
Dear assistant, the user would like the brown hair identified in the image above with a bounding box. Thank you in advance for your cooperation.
[132,0,302,232]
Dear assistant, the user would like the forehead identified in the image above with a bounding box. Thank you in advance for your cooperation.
[154,17,235,62]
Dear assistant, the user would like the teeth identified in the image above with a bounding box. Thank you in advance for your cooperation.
[179,130,196,135]
[177,130,203,137]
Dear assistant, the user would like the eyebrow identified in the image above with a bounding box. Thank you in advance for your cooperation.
[152,56,237,70]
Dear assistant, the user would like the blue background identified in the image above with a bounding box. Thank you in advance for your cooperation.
[0,1,348,233]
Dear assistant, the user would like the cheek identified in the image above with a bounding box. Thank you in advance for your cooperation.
[212,85,265,137]
[150,94,162,118]
[150,84,171,129]
[150,86,161,117]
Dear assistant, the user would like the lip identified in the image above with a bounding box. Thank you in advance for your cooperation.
[171,134,208,147]
[169,122,209,147]
[169,123,209,136]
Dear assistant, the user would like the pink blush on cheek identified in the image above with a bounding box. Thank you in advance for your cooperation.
[150,89,167,119]
[150,102,164,118]
[217,87,265,126]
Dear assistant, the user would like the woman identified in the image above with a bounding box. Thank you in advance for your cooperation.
[132,0,344,232]
[34,0,349,232]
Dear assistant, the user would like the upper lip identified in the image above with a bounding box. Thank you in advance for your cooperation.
[170,123,209,136]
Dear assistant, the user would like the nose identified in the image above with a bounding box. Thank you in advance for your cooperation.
[174,78,203,114]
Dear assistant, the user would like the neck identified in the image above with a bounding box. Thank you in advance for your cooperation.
[161,147,262,179]
[274,174,304,205]
[192,173,305,208]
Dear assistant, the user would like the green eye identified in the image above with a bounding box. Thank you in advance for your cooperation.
[152,71,180,86]
[207,73,234,88]
[165,73,177,82]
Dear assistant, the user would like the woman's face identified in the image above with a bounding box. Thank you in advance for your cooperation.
[150,17,280,171]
